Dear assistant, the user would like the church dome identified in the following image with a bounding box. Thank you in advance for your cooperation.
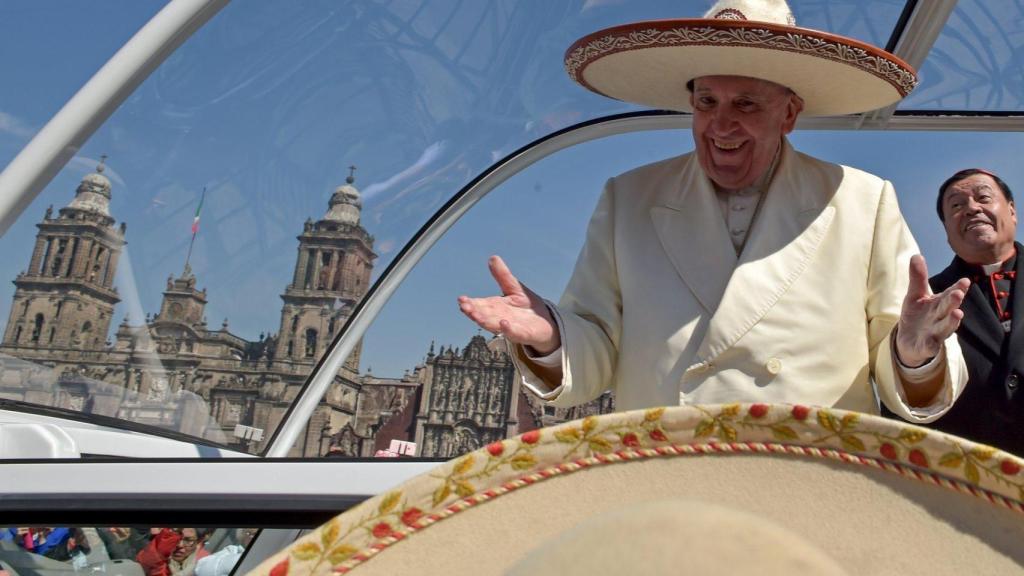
[323,168,362,225]
[69,157,112,216]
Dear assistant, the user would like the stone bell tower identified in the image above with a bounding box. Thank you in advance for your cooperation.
[3,157,125,350]
[275,166,375,370]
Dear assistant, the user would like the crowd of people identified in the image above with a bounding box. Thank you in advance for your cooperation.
[0,527,254,576]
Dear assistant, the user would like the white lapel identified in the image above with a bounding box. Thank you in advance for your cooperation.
[697,141,836,361]
[650,154,737,313]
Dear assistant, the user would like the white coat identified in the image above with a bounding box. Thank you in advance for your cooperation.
[512,140,966,423]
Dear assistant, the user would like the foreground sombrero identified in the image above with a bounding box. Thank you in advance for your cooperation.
[564,0,917,115]
[248,404,1024,575]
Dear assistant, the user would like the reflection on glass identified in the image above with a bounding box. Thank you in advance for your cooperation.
[0,527,257,576]
[0,1,920,458]
[901,0,1024,111]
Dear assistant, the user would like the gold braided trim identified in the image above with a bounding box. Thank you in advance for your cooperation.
[564,23,917,97]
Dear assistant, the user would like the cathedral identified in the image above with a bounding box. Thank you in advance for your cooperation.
[0,160,612,458]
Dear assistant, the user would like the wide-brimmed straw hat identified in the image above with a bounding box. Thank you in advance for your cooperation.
[565,0,917,116]
[248,405,1024,575]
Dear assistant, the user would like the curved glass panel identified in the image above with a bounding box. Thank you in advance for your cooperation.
[900,0,1024,111]
[342,126,1024,460]
[0,1,916,455]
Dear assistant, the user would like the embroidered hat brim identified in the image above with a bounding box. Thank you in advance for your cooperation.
[248,405,1024,576]
[565,19,917,116]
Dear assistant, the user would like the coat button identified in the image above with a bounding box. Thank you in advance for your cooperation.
[765,357,782,375]
[1008,374,1020,390]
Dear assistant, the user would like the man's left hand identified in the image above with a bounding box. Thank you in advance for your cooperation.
[896,254,969,367]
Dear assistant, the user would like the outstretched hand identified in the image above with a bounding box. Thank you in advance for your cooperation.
[458,256,560,355]
[896,254,969,367]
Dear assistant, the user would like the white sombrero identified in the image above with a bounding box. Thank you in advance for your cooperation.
[249,405,1024,575]
[565,0,917,116]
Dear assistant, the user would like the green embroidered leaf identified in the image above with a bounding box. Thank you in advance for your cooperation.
[555,429,581,443]
[970,447,996,462]
[320,519,340,548]
[771,425,798,441]
[965,461,981,485]
[455,480,475,498]
[433,483,452,506]
[938,452,963,468]
[719,423,737,442]
[582,416,598,434]
[719,404,741,417]
[588,437,614,453]
[327,545,358,565]
[511,453,537,471]
[840,413,859,430]
[378,491,401,515]
[840,434,865,452]
[645,408,665,422]
[695,419,715,438]
[291,542,323,561]
[453,455,475,475]
[817,410,839,432]
[898,429,927,444]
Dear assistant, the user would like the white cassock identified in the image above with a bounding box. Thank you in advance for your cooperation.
[510,139,966,423]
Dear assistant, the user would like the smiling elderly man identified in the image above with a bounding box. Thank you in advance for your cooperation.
[923,169,1024,453]
[458,0,968,424]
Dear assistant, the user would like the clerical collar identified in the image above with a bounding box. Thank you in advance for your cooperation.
[964,248,1018,331]
[963,248,1017,276]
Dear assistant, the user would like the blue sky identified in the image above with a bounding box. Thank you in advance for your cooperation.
[1,1,1023,380]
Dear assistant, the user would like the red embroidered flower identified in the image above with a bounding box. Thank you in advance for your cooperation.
[649,428,668,442]
[908,449,929,468]
[791,405,810,421]
[1000,459,1021,476]
[486,441,504,457]
[401,508,424,527]
[270,558,289,576]
[372,522,393,539]
[622,432,640,447]
[522,430,540,445]
[748,404,769,418]
[879,443,898,460]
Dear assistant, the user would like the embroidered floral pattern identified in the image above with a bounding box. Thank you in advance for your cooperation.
[564,23,917,97]
[248,404,1024,576]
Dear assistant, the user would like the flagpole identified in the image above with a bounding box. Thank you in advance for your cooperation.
[184,186,206,275]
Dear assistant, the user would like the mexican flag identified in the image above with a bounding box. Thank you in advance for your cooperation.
[191,187,206,234]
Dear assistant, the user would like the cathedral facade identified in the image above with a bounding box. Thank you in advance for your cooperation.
[0,161,613,458]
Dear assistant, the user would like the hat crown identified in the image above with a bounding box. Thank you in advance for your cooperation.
[704,0,796,26]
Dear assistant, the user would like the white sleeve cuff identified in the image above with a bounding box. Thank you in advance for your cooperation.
[892,338,950,417]
[523,344,562,367]
[894,344,944,382]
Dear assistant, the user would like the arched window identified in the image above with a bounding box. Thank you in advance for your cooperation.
[81,321,93,346]
[31,314,44,343]
[14,325,22,343]
[304,328,318,358]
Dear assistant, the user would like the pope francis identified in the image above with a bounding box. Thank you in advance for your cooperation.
[458,0,970,424]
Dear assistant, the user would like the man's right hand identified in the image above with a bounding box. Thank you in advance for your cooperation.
[458,255,560,355]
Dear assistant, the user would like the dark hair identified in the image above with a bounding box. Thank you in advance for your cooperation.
[936,168,1014,222]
